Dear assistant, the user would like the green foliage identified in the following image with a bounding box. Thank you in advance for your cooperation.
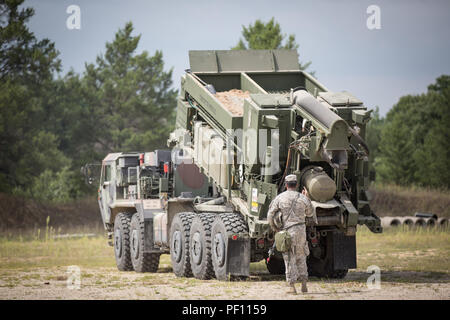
[413,76,450,187]
[76,22,177,154]
[232,18,314,75]
[0,0,60,82]
[45,22,177,199]
[365,106,384,179]
[28,166,82,202]
[232,18,286,50]
[0,0,64,194]
[0,2,176,202]
[375,75,450,188]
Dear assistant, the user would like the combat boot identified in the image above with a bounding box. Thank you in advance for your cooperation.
[301,279,308,293]
[286,283,297,295]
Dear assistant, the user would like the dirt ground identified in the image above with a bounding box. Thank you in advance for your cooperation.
[1,265,449,300]
[1,227,448,300]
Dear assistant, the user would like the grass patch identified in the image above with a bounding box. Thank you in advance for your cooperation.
[0,236,115,269]
[0,226,448,278]
[356,225,450,273]
[370,183,450,218]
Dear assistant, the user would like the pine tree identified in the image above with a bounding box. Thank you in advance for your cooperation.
[0,0,66,194]
[365,106,384,180]
[79,22,177,154]
[232,18,313,75]
[414,76,450,188]
[375,75,450,188]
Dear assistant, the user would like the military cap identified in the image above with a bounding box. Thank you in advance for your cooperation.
[285,174,297,182]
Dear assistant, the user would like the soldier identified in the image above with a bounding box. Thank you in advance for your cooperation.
[267,174,317,294]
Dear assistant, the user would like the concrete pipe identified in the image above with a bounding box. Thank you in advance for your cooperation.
[437,217,449,228]
[381,217,401,228]
[411,217,426,227]
[414,212,438,220]
[425,218,436,227]
[398,217,414,227]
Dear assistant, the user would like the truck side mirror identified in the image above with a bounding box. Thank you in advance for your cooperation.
[81,163,102,186]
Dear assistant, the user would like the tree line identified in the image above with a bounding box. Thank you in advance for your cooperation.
[0,2,448,204]
[367,75,450,189]
[0,1,176,201]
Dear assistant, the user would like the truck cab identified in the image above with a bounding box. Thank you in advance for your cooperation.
[98,152,140,232]
[97,150,213,272]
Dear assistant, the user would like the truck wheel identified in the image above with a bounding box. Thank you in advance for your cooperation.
[114,212,134,271]
[130,213,160,272]
[211,213,249,281]
[307,231,353,279]
[170,212,195,277]
[189,213,216,280]
[265,256,286,275]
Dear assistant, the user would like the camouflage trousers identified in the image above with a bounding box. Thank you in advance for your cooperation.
[282,224,309,285]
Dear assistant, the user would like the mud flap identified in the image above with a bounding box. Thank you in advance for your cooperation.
[331,231,356,270]
[135,202,159,253]
[226,237,250,277]
[143,215,154,252]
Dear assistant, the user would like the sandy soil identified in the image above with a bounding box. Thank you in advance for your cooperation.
[215,89,250,116]
[1,266,448,300]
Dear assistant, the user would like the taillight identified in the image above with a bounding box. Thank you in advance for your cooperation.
[256,238,265,248]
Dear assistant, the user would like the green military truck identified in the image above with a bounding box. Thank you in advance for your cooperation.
[95,50,382,280]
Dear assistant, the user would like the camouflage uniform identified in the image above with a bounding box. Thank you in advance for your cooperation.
[267,188,316,285]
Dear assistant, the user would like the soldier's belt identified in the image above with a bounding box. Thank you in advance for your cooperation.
[284,222,305,230]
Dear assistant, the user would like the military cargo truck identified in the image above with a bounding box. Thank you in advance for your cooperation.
[96,50,382,280]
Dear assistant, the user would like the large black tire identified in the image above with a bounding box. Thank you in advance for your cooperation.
[130,213,160,273]
[189,213,216,280]
[265,255,286,275]
[170,212,195,277]
[114,212,134,271]
[211,213,249,281]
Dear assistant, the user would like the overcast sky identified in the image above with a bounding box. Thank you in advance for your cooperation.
[25,0,450,116]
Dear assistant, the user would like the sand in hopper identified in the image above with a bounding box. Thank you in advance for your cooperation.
[214,89,250,116]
